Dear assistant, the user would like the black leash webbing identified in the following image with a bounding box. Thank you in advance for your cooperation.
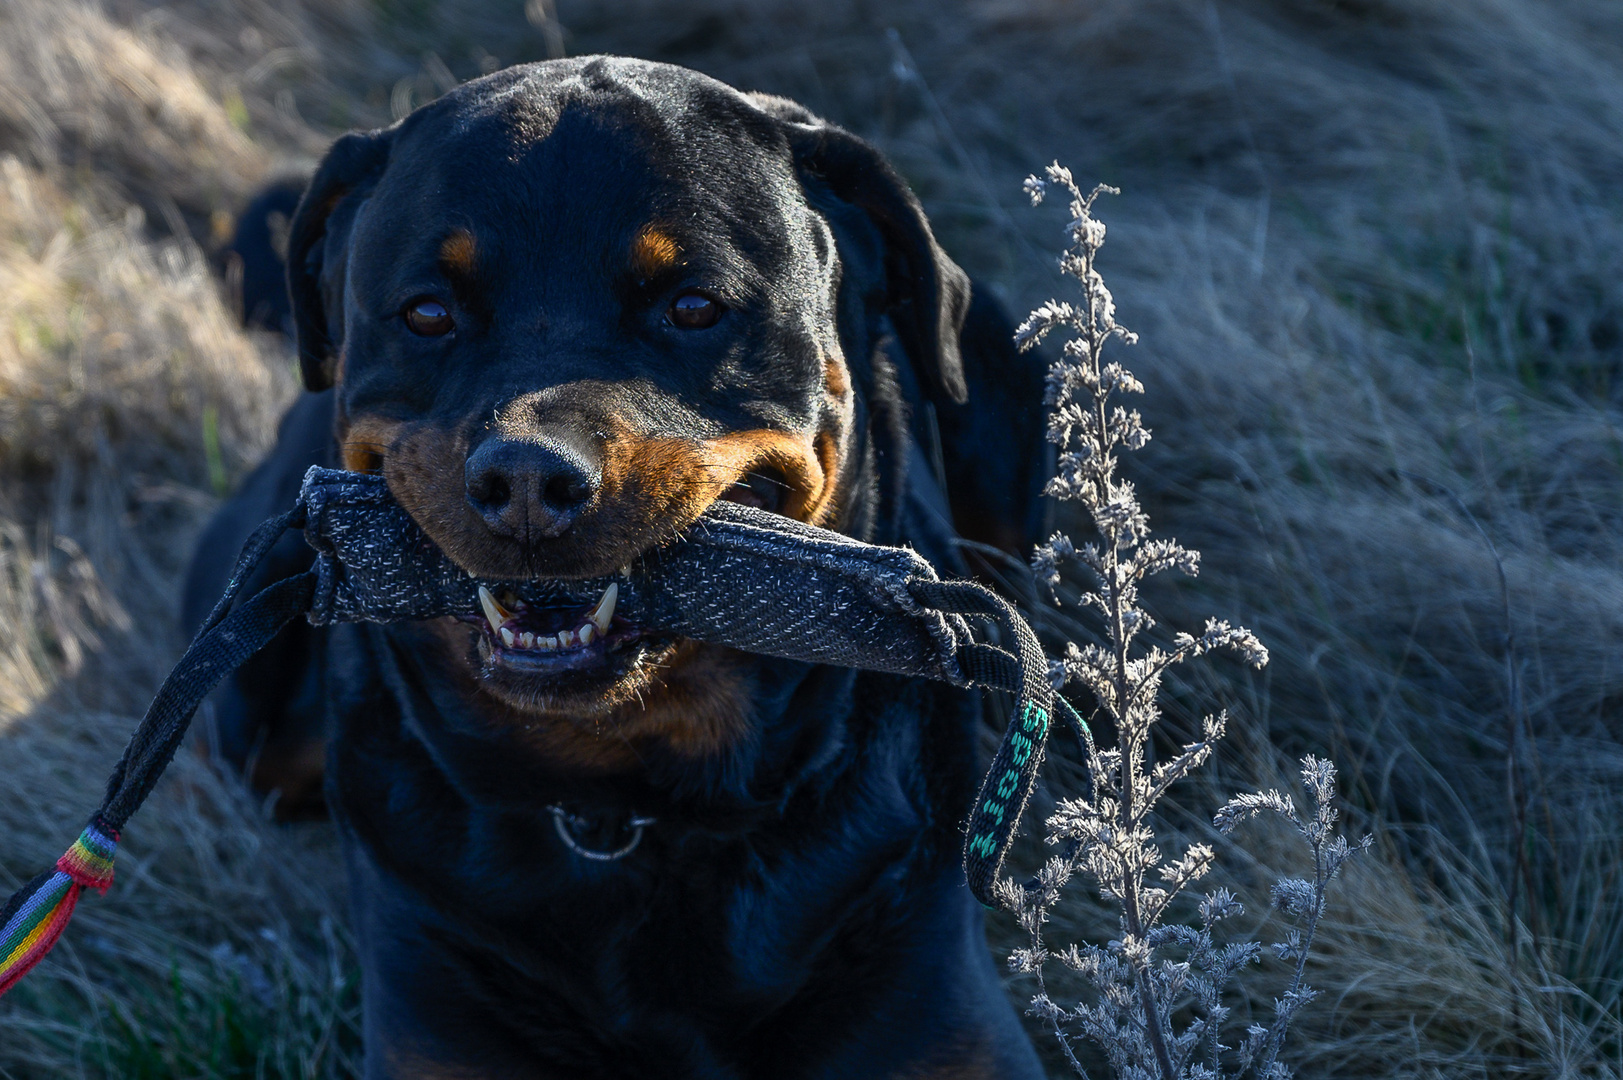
[100,503,311,827]
[100,570,316,828]
[194,503,307,640]
[910,578,1058,904]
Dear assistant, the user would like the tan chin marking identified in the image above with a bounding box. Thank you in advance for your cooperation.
[603,640,754,757]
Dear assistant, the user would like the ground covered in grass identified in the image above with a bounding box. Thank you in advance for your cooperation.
[2,0,1622,1076]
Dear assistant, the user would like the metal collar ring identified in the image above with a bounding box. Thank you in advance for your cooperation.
[547,805,657,861]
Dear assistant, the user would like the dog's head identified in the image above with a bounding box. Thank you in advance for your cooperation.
[288,58,970,744]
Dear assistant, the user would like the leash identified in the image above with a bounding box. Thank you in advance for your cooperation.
[0,467,1076,996]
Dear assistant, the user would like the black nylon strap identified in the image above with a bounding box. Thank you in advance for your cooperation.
[195,504,307,637]
[98,516,313,830]
[910,578,1057,904]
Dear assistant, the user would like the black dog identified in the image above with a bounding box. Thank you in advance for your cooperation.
[187,57,1049,1079]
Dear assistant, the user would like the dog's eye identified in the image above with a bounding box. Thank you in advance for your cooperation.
[404,296,454,337]
[667,291,722,330]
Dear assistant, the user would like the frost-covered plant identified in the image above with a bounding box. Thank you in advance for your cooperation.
[999,166,1370,1079]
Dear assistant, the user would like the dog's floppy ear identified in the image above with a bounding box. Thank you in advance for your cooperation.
[774,108,971,406]
[287,129,394,391]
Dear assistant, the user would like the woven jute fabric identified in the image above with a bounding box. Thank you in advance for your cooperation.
[300,467,973,686]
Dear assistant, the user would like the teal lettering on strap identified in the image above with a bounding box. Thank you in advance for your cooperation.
[1021,700,1050,734]
[1010,731,1034,765]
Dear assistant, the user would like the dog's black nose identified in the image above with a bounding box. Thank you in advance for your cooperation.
[465,433,601,540]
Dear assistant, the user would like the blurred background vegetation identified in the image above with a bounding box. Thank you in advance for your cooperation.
[2,0,1623,1075]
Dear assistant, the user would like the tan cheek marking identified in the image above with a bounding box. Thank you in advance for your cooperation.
[339,415,407,474]
[437,229,477,277]
[599,428,837,527]
[702,429,831,524]
[381,422,472,526]
[810,430,841,527]
[629,225,680,279]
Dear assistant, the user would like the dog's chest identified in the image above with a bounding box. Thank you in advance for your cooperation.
[330,635,972,1060]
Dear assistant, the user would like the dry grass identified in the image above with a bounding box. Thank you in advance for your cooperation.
[2,0,1622,1075]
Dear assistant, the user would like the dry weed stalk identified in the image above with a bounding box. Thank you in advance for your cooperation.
[999,167,1370,1079]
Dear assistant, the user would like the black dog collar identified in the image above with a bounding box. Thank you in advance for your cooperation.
[0,467,1072,996]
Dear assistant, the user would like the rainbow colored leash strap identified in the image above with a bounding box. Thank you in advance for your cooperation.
[0,818,118,995]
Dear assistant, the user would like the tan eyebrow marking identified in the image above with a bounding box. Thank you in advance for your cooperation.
[438,229,478,277]
[629,225,681,279]
[823,356,850,399]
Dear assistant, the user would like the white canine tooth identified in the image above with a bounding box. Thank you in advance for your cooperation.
[590,582,618,634]
[499,627,516,647]
[578,623,596,645]
[478,586,510,635]
[519,631,536,649]
[558,628,577,647]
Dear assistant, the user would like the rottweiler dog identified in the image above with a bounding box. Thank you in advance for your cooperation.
[186,57,1049,1079]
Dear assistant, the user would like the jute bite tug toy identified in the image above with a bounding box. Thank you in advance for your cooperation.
[0,467,1081,996]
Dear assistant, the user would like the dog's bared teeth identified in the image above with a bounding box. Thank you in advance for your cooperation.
[578,623,596,645]
[590,582,618,634]
[499,627,516,647]
[478,586,511,635]
[539,634,558,651]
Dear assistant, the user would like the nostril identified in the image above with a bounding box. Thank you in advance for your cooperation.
[465,431,603,540]
[544,471,590,510]
[467,467,511,511]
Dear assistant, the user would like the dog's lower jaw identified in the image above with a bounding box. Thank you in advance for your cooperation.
[478,634,685,720]
[425,619,758,762]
